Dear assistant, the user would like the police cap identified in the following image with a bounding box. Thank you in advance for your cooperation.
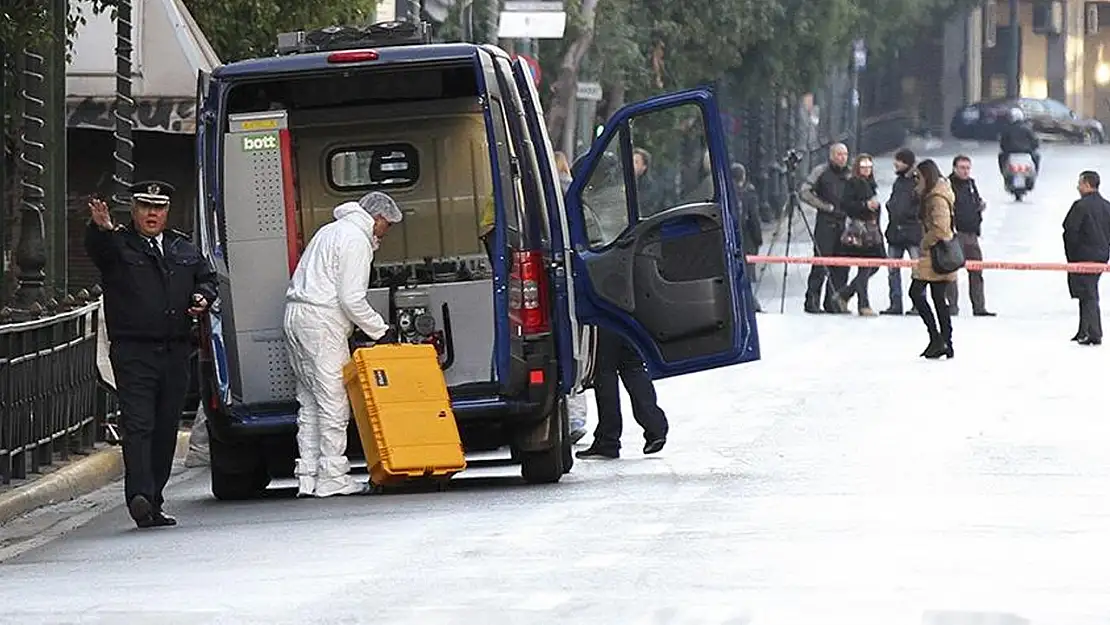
[130,180,175,207]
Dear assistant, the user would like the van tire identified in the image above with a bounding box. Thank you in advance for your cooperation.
[520,400,567,484]
[208,429,271,500]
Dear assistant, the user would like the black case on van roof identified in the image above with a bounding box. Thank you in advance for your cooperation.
[276,21,432,56]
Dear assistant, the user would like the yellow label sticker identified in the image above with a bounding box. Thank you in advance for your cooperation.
[239,119,280,131]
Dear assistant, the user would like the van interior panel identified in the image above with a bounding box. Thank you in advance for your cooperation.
[221,109,300,404]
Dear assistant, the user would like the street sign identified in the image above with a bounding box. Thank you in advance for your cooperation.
[504,0,564,11]
[513,53,542,87]
[499,1,566,38]
[852,39,867,71]
[575,81,603,102]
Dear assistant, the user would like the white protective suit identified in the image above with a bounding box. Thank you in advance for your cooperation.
[283,192,402,497]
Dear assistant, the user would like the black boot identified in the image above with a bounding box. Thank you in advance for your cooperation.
[804,292,821,314]
[922,334,947,359]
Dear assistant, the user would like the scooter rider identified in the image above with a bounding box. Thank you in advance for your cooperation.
[998,107,1040,175]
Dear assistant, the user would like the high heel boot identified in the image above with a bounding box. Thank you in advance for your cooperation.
[921,332,945,358]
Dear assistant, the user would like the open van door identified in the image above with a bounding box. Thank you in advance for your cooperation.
[508,57,593,394]
[563,88,759,379]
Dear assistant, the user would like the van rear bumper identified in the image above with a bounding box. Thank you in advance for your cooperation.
[204,351,558,439]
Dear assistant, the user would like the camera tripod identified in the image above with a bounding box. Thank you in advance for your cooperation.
[751,158,825,313]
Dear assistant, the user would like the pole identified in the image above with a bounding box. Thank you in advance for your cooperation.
[1007,0,1020,98]
[113,0,135,208]
[49,0,68,297]
[12,48,49,314]
[1,38,7,304]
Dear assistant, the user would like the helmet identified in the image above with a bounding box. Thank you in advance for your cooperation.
[1010,108,1025,123]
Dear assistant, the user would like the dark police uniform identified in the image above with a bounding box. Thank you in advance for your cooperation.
[84,181,219,527]
[1063,189,1110,344]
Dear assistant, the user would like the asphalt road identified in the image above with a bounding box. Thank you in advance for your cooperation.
[2,142,1110,625]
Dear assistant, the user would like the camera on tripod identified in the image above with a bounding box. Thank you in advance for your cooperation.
[781,149,804,171]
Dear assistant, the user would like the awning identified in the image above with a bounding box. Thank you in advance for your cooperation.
[66,96,196,134]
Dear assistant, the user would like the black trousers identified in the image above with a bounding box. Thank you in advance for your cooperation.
[805,219,849,303]
[109,340,193,507]
[945,232,987,313]
[1079,293,1103,341]
[590,329,669,454]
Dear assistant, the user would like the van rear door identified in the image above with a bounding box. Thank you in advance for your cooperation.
[563,88,760,379]
[508,58,591,394]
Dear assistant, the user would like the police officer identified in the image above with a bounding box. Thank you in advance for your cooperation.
[85,181,219,528]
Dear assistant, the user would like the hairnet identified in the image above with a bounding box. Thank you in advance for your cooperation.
[357,191,404,223]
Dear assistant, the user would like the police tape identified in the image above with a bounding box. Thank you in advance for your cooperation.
[746,255,1110,274]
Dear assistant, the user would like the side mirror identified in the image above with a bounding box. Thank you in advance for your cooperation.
[1070,110,1079,120]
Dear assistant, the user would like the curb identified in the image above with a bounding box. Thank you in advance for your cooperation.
[0,431,191,526]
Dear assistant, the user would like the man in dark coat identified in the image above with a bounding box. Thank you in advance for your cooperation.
[1062,170,1110,345]
[799,143,851,313]
[880,148,922,315]
[732,163,764,312]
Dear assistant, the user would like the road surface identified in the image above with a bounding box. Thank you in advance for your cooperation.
[2,143,1110,625]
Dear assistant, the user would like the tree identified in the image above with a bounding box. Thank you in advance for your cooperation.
[181,0,379,63]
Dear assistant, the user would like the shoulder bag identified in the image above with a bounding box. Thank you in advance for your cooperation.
[930,196,965,274]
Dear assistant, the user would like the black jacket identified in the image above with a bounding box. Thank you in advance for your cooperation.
[1000,121,1039,153]
[884,170,922,247]
[800,161,851,224]
[841,176,879,222]
[948,174,985,236]
[85,222,219,343]
[736,183,763,253]
[1063,191,1110,263]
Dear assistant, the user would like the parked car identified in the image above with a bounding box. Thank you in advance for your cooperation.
[950,97,1104,144]
[192,21,762,499]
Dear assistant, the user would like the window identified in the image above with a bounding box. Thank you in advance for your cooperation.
[327,144,419,190]
[578,102,712,249]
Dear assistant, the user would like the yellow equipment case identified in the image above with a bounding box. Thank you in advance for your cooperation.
[343,343,467,487]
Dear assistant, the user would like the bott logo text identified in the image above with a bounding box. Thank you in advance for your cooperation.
[242,134,278,151]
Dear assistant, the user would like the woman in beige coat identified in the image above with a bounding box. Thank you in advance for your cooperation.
[909,159,958,359]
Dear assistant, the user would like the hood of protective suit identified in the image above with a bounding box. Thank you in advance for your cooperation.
[333,201,377,247]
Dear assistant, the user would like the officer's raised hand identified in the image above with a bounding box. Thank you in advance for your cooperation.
[88,197,114,230]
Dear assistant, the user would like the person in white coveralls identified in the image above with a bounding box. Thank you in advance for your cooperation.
[283,191,403,497]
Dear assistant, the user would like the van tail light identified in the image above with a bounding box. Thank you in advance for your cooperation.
[509,251,550,335]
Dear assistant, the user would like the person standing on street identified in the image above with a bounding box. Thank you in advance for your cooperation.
[880,148,922,316]
[1062,171,1110,346]
[732,163,764,312]
[908,160,958,359]
[85,181,218,528]
[575,329,668,460]
[835,153,885,316]
[284,191,403,498]
[947,155,996,317]
[800,143,851,314]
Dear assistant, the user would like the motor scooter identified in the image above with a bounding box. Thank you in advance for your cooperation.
[1002,152,1037,201]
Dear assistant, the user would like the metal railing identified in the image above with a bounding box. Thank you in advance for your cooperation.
[0,295,118,485]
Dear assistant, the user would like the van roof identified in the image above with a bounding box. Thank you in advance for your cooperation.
[212,42,490,79]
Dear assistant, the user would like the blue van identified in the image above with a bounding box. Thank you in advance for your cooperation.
[192,21,760,499]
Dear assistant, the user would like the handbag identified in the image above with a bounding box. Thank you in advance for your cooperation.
[840,217,883,250]
[929,197,966,274]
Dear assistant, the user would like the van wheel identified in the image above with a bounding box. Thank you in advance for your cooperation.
[208,428,270,500]
[520,401,567,484]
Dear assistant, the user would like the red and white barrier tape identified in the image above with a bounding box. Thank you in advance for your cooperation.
[746,255,1110,274]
